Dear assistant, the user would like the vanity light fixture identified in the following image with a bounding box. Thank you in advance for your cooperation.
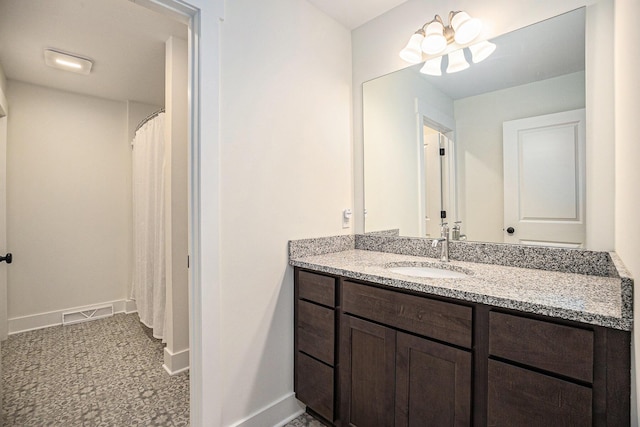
[399,11,483,62]
[446,48,469,73]
[469,40,497,63]
[420,56,442,76]
[400,11,495,76]
[44,49,93,75]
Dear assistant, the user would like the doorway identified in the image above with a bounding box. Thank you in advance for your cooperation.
[0,0,203,423]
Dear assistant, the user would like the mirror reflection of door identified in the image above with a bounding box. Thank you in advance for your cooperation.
[503,108,586,247]
[422,124,457,238]
[423,126,441,237]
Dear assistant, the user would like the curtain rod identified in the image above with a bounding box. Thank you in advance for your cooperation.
[134,107,165,134]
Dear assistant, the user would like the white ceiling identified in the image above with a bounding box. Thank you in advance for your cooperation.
[307,0,409,29]
[0,0,187,106]
[0,0,404,106]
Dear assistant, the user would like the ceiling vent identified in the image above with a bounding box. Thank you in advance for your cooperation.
[44,49,93,75]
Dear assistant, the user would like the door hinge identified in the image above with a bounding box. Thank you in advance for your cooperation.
[440,210,447,219]
[439,148,445,156]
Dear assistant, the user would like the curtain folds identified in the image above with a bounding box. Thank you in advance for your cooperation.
[132,112,166,340]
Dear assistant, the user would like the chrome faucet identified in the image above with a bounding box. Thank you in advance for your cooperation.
[431,222,449,262]
[452,221,467,241]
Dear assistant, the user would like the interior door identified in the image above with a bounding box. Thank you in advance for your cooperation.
[503,109,586,247]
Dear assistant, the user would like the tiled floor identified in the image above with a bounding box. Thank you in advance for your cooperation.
[283,412,325,426]
[1,313,189,426]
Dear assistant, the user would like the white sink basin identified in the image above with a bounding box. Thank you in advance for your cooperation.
[386,266,469,279]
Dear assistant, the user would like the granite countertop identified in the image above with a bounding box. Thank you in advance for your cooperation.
[290,249,632,331]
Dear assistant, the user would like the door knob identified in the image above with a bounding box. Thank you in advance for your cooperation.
[0,253,12,264]
[506,227,515,235]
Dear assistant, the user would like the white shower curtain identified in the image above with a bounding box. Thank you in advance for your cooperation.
[132,112,166,339]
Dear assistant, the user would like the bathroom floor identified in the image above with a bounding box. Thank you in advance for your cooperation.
[1,313,189,426]
[283,412,326,426]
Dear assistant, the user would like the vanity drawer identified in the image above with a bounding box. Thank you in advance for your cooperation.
[342,281,472,348]
[296,351,334,421]
[488,359,592,426]
[298,270,336,307]
[489,312,594,382]
[297,300,335,365]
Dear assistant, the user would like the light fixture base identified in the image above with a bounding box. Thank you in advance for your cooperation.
[44,49,93,75]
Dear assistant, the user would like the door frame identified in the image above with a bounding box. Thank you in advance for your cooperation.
[415,98,456,237]
[132,1,216,426]
[0,71,8,341]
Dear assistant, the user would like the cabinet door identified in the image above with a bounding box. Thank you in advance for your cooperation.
[296,352,334,422]
[340,315,395,427]
[395,332,471,427]
[488,359,592,426]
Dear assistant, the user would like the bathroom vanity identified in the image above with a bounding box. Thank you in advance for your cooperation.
[290,235,632,426]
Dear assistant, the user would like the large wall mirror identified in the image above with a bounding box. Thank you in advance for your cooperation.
[363,8,587,248]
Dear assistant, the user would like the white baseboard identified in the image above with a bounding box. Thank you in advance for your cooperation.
[8,299,132,335]
[229,393,305,427]
[124,299,138,314]
[163,346,190,375]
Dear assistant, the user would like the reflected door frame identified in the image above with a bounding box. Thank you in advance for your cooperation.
[415,98,457,237]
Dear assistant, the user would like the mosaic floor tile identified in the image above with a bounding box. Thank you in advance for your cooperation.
[283,412,326,427]
[1,313,189,426]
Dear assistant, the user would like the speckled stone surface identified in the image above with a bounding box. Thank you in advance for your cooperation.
[365,229,400,236]
[288,234,354,259]
[289,249,633,330]
[356,234,616,277]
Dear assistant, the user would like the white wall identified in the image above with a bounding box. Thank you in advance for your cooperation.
[6,81,131,322]
[219,0,351,424]
[455,72,585,243]
[363,68,453,236]
[614,0,640,424]
[352,0,615,254]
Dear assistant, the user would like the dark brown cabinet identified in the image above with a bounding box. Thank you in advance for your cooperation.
[485,312,625,427]
[293,267,631,426]
[489,312,594,382]
[340,316,396,427]
[487,360,592,426]
[395,332,472,426]
[339,315,472,427]
[340,280,473,427]
[294,270,338,423]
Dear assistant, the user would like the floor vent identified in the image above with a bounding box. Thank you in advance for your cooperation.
[62,304,114,326]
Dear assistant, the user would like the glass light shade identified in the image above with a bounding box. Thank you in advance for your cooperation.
[446,49,469,73]
[421,21,447,55]
[420,56,442,76]
[469,40,496,63]
[399,32,425,63]
[451,12,482,44]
